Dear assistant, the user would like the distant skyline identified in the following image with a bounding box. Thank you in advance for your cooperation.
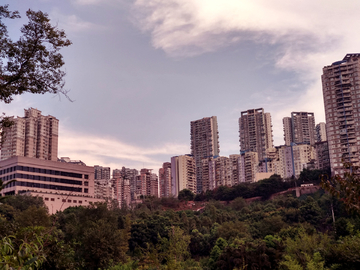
[3,0,360,171]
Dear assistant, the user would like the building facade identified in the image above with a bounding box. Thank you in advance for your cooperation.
[1,108,59,161]
[135,169,159,198]
[322,53,360,174]
[316,122,327,142]
[0,156,103,214]
[159,162,172,197]
[94,165,111,180]
[238,151,259,183]
[239,108,273,161]
[315,141,331,171]
[190,116,220,193]
[171,155,196,196]
[276,144,315,179]
[283,112,316,146]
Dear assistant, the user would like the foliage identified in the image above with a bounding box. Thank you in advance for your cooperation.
[195,174,291,202]
[57,203,130,270]
[1,184,360,269]
[298,168,330,186]
[321,162,360,214]
[178,189,195,201]
[0,5,71,103]
[279,229,332,269]
[0,113,13,146]
[3,194,48,212]
[0,230,46,270]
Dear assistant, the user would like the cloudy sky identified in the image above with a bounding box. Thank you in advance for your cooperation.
[2,0,360,173]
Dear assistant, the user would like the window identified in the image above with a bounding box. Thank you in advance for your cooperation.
[84,188,88,193]
[45,198,49,201]
[84,181,88,186]
[68,200,71,203]
[51,198,54,201]
[84,174,89,179]
[62,199,66,202]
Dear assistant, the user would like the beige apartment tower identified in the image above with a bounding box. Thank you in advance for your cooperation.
[322,54,360,174]
[1,108,58,161]
[190,116,220,193]
[239,108,273,161]
[171,155,196,196]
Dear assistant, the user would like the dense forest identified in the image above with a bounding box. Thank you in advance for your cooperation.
[1,170,360,270]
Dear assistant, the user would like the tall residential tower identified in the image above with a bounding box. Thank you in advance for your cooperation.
[239,108,273,161]
[1,108,59,161]
[283,112,316,146]
[322,53,360,174]
[190,116,220,193]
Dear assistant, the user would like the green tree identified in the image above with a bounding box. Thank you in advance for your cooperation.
[0,5,71,103]
[321,162,360,214]
[0,235,46,270]
[0,4,71,140]
[56,203,130,270]
[178,189,195,201]
[279,230,332,269]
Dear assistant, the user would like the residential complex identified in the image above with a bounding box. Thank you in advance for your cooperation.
[239,108,273,161]
[5,53,354,208]
[322,53,360,174]
[159,162,172,197]
[135,169,159,198]
[1,108,58,161]
[190,116,220,193]
[283,112,316,146]
[316,122,327,142]
[94,165,111,180]
[171,155,196,196]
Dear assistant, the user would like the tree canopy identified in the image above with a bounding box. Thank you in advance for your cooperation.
[0,4,71,103]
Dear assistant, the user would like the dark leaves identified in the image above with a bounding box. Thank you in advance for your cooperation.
[0,6,72,103]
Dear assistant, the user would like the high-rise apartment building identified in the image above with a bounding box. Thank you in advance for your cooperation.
[239,108,273,161]
[315,141,330,171]
[113,167,139,200]
[211,156,232,188]
[190,116,220,193]
[113,178,131,208]
[229,154,241,185]
[135,169,159,198]
[94,179,114,200]
[159,162,172,197]
[276,144,316,179]
[94,165,111,180]
[283,112,316,146]
[316,122,327,142]
[1,108,58,161]
[111,167,138,206]
[322,53,360,174]
[238,151,259,183]
[171,155,196,196]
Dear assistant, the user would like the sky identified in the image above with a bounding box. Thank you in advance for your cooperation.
[2,0,360,173]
